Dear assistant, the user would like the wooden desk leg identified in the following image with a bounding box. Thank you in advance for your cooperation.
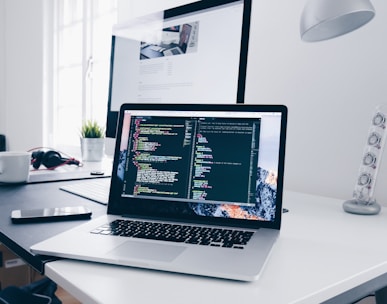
[375,286,387,304]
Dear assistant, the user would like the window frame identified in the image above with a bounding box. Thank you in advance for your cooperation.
[50,0,117,148]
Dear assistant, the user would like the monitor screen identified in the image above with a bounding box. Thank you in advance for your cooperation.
[106,0,252,137]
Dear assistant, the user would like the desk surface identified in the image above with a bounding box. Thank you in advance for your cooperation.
[0,165,110,272]
[2,181,387,304]
[43,191,387,304]
[28,158,112,183]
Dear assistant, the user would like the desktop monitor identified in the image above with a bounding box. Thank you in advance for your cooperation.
[106,0,252,137]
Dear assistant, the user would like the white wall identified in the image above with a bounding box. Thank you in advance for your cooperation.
[2,0,387,205]
[1,0,46,151]
[245,0,387,203]
[117,0,196,20]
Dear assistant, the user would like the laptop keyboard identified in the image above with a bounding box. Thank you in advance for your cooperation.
[91,219,254,249]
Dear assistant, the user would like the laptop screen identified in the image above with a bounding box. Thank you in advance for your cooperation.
[109,104,287,229]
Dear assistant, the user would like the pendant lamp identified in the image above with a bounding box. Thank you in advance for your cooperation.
[300,0,375,42]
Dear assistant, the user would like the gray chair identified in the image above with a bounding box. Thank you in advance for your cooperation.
[0,134,5,151]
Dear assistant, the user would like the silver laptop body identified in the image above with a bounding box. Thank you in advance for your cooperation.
[31,103,287,281]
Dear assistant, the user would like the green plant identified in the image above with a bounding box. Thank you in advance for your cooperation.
[80,120,105,138]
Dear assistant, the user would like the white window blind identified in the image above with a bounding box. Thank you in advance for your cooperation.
[53,0,117,146]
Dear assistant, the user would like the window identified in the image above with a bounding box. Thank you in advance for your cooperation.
[52,0,117,147]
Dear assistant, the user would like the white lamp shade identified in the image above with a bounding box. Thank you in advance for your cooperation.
[300,0,375,42]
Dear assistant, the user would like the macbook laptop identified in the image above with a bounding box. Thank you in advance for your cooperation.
[31,103,287,281]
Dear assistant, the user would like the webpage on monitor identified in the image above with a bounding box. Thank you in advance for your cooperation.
[110,1,245,110]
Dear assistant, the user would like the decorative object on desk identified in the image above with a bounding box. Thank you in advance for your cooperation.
[343,105,387,215]
[0,151,31,183]
[80,120,105,162]
[300,0,375,42]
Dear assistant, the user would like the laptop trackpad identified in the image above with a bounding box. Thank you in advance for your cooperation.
[109,240,186,262]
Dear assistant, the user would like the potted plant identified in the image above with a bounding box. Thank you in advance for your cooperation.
[80,120,105,162]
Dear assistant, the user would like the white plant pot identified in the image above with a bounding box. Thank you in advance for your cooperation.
[80,138,105,162]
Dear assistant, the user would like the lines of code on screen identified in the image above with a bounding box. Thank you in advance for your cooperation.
[123,116,260,206]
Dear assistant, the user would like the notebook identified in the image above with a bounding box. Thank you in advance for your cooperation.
[31,103,287,281]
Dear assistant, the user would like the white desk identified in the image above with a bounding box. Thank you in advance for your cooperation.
[44,191,387,304]
[28,157,112,183]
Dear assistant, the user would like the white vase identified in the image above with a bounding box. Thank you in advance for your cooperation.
[80,138,105,162]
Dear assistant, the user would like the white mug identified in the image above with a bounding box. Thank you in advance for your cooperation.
[0,151,31,183]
